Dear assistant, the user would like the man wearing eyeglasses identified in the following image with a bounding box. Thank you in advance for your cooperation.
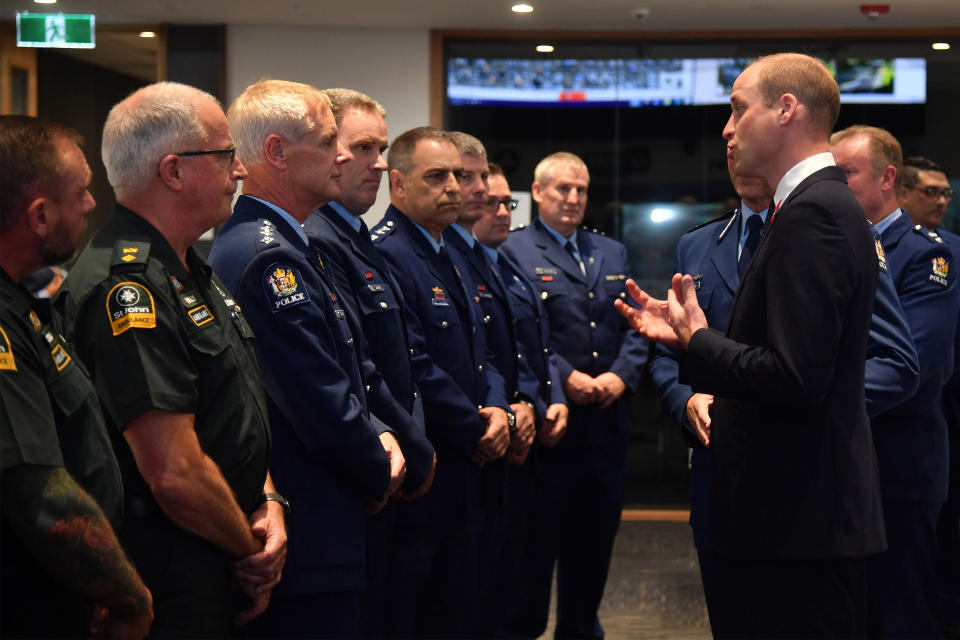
[473,162,569,636]
[899,156,954,232]
[55,82,285,636]
[831,126,959,638]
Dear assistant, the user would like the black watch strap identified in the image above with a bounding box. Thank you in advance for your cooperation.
[259,492,290,515]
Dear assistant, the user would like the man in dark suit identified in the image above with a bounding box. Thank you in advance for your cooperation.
[832,128,959,637]
[209,79,404,638]
[651,155,921,634]
[301,88,436,637]
[371,126,511,638]
[500,152,648,639]
[619,53,887,637]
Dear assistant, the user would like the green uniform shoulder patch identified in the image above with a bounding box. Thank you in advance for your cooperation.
[0,324,17,371]
[106,282,157,335]
[110,240,151,268]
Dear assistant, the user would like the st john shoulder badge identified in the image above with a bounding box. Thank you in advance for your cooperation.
[264,263,309,312]
[0,325,16,371]
[107,282,157,335]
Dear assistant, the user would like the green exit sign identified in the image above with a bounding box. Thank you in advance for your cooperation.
[16,12,95,49]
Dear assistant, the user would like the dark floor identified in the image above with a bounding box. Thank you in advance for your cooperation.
[539,521,711,639]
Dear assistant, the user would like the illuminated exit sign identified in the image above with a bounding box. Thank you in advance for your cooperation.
[16,13,95,49]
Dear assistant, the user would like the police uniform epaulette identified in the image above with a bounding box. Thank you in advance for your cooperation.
[257,218,280,250]
[686,210,736,235]
[913,224,945,244]
[509,224,526,232]
[110,240,151,270]
[369,219,396,243]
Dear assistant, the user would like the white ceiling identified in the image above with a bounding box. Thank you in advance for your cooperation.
[10,0,960,32]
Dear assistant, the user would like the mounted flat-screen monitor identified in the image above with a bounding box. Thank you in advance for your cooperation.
[447,57,926,107]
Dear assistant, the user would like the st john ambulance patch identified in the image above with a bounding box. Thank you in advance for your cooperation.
[107,282,157,336]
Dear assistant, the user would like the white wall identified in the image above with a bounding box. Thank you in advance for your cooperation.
[227,25,431,226]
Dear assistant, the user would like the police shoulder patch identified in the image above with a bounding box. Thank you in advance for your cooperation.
[930,256,950,286]
[913,224,945,244]
[110,240,151,268]
[106,282,157,336]
[875,237,888,272]
[0,325,17,371]
[263,263,309,312]
[369,222,396,243]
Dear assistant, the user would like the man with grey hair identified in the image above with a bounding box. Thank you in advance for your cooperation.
[209,79,402,638]
[501,150,647,639]
[303,88,436,637]
[55,82,285,635]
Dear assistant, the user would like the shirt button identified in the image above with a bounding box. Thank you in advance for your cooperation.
[541,291,548,300]
[546,380,552,386]
[620,292,626,299]
[478,364,484,372]
[365,385,370,393]
[590,321,597,329]
[409,348,415,356]
[441,321,449,329]
[517,353,523,360]
[484,315,491,324]
[543,348,549,354]
[347,338,354,346]
[588,291,595,299]
[592,351,599,358]
[413,392,419,399]
[380,301,388,309]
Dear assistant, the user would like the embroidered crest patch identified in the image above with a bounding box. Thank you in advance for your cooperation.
[431,286,449,306]
[0,325,16,371]
[107,282,157,336]
[930,256,949,286]
[875,238,888,272]
[264,264,309,312]
[50,344,71,372]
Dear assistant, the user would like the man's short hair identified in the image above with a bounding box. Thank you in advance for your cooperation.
[751,53,840,136]
[102,82,218,199]
[488,161,505,177]
[228,79,330,165]
[831,125,902,179]
[0,115,83,232]
[387,126,451,175]
[447,131,486,160]
[323,88,386,124]
[534,151,589,186]
[901,156,950,189]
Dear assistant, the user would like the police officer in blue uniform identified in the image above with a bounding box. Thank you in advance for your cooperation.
[371,126,511,638]
[651,160,920,633]
[899,156,960,634]
[209,80,398,638]
[302,88,435,637]
[500,152,648,639]
[832,126,959,638]
[474,163,570,636]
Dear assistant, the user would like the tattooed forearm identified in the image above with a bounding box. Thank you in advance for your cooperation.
[1,465,152,620]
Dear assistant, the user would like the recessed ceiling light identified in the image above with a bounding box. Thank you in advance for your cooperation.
[932,42,950,50]
[33,0,57,4]
[536,44,554,53]
[512,3,534,13]
[139,31,156,38]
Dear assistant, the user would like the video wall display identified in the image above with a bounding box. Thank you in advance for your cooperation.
[447,56,926,107]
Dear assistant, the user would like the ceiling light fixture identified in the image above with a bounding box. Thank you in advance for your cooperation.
[139,31,156,38]
[33,0,57,4]
[512,3,534,13]
[536,44,554,53]
[932,42,950,51]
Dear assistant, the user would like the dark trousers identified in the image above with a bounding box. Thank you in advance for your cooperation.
[868,498,943,638]
[385,515,483,638]
[501,443,626,639]
[702,552,869,638]
[360,503,394,638]
[239,591,361,638]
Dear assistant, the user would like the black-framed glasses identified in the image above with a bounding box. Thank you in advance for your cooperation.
[906,185,954,201]
[175,147,236,164]
[486,197,518,211]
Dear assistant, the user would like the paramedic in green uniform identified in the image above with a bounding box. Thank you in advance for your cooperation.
[54,83,286,637]
[0,115,154,638]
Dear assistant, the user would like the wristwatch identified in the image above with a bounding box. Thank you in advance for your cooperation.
[258,492,291,516]
[506,410,517,434]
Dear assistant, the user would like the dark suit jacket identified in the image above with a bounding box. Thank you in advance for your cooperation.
[209,195,389,594]
[501,219,648,448]
[684,166,887,558]
[873,213,959,503]
[372,205,509,522]
[305,205,435,489]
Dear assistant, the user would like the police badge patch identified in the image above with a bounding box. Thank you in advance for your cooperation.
[264,264,309,312]
[930,256,949,286]
[107,282,157,336]
[875,238,888,272]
